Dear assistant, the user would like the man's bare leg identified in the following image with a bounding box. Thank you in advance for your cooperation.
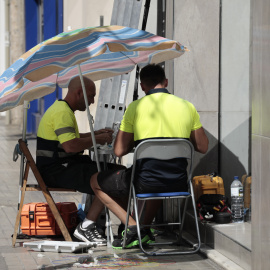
[85,195,104,221]
[73,182,107,245]
[91,173,136,226]
[143,200,162,225]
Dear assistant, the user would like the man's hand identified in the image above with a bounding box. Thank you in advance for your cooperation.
[94,128,113,136]
[95,129,113,145]
[62,129,113,153]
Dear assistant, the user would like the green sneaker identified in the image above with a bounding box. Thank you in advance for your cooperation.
[117,223,125,239]
[112,226,150,249]
[145,228,155,244]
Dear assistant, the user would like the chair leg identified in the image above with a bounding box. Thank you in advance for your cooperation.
[12,184,26,247]
[131,199,145,220]
[18,140,72,242]
[42,190,72,242]
[179,197,189,237]
[105,207,114,245]
[190,191,201,252]
[131,188,156,256]
[12,162,29,247]
[132,188,143,249]
[136,196,200,256]
[123,182,134,247]
[164,199,168,222]
[177,198,182,244]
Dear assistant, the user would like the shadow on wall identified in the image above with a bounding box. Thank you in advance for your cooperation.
[164,121,250,223]
[192,126,248,199]
[192,128,218,177]
[219,117,251,200]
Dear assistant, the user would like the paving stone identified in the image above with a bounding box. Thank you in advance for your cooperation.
[0,116,225,270]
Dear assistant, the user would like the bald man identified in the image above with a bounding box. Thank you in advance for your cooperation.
[36,76,123,245]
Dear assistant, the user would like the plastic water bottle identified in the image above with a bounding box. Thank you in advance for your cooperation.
[230,176,244,223]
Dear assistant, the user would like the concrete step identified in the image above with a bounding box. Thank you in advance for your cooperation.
[185,212,251,270]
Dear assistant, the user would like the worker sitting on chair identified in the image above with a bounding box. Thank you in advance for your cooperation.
[36,76,124,245]
[90,64,209,249]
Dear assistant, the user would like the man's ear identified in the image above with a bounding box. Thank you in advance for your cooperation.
[140,82,145,91]
[77,88,83,98]
[164,79,168,88]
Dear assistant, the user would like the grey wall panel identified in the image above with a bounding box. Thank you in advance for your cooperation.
[260,136,270,269]
[221,0,251,112]
[172,0,220,177]
[252,0,270,267]
[220,112,251,196]
[251,35,262,136]
[220,0,251,197]
[173,0,220,112]
[261,38,270,137]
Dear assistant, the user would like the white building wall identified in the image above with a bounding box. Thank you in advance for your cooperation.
[63,0,157,135]
[63,0,114,133]
[0,0,9,117]
[0,0,6,76]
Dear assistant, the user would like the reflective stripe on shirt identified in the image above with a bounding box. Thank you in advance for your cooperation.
[55,127,76,136]
[36,149,77,158]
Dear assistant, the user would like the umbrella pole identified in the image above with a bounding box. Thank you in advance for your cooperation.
[22,101,28,142]
[77,65,114,244]
[133,0,151,101]
[17,101,29,232]
[77,65,101,172]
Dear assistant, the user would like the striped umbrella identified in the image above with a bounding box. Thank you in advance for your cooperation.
[0,25,186,112]
[0,25,186,172]
[1,26,187,237]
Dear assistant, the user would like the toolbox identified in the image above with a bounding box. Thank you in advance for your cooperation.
[21,202,78,236]
[192,174,225,203]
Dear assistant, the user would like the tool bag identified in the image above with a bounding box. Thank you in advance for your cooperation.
[197,194,231,222]
[192,173,225,203]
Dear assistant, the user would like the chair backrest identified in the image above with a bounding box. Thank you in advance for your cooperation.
[132,138,194,182]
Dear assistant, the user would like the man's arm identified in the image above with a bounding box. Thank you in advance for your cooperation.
[114,130,134,157]
[62,137,93,153]
[62,132,113,153]
[79,128,113,138]
[190,127,209,154]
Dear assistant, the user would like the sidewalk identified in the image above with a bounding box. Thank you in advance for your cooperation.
[0,116,226,270]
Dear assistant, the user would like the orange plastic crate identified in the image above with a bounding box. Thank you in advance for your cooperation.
[21,202,78,236]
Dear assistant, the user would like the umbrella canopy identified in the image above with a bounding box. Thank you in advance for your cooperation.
[0,25,186,112]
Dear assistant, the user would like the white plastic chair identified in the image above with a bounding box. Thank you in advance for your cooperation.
[123,138,201,255]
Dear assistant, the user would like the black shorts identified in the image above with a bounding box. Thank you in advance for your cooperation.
[97,166,188,198]
[40,155,125,194]
[97,167,132,198]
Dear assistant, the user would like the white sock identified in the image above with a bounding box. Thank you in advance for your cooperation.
[81,218,94,229]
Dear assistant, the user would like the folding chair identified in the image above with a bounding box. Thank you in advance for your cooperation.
[123,138,201,256]
[12,139,77,247]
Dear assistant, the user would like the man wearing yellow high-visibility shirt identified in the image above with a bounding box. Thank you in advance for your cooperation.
[36,76,123,245]
[90,64,209,249]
